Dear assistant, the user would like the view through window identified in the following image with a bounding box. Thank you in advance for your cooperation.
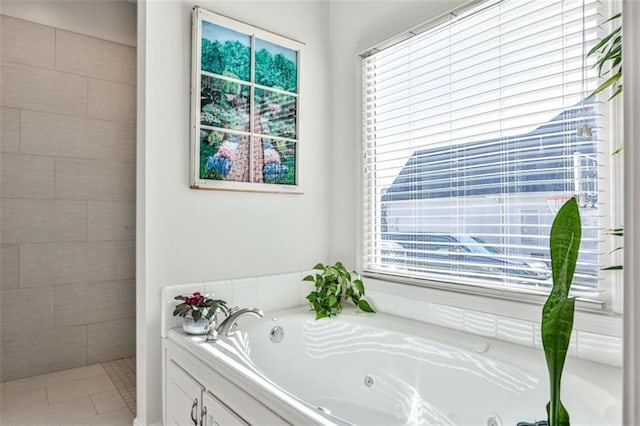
[361,0,615,299]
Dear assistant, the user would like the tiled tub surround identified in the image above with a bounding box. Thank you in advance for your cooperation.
[0,15,136,381]
[163,272,622,367]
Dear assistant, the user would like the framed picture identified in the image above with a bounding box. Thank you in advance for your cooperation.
[190,7,303,193]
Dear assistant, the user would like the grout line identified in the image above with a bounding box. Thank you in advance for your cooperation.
[54,28,57,70]
[0,57,136,86]
[86,324,89,365]
[17,107,22,152]
[88,392,99,416]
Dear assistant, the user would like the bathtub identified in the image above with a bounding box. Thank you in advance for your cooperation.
[170,306,621,425]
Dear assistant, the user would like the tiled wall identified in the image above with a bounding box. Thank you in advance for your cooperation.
[160,271,314,338]
[365,290,623,367]
[162,272,622,368]
[0,15,136,381]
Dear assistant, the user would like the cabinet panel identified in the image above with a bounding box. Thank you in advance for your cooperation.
[167,360,204,426]
[202,391,247,426]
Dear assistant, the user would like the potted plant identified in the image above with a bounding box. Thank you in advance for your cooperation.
[303,261,375,319]
[173,292,229,335]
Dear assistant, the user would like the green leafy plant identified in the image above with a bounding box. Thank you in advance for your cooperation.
[587,13,624,269]
[173,292,229,323]
[303,262,375,319]
[542,197,581,426]
[602,227,623,271]
[587,13,622,100]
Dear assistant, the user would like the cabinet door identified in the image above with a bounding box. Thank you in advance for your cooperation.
[202,391,247,426]
[166,360,204,426]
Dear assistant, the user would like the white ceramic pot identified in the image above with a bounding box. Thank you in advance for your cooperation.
[182,311,215,335]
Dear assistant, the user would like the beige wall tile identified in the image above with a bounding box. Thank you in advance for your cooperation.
[20,241,117,287]
[88,200,135,241]
[0,62,87,115]
[1,16,55,68]
[90,389,127,414]
[118,122,136,162]
[46,374,115,404]
[21,110,118,160]
[88,318,135,363]
[1,244,19,289]
[55,158,135,200]
[1,199,86,243]
[56,30,136,85]
[88,79,135,123]
[55,280,134,326]
[117,240,135,280]
[1,107,20,152]
[1,326,87,381]
[1,153,54,199]
[1,364,105,395]
[1,287,54,332]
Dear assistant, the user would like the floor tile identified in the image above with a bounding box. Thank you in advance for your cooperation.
[1,386,49,416]
[0,357,136,424]
[1,395,97,425]
[2,364,106,394]
[73,407,134,426]
[46,374,115,404]
[101,356,136,415]
[90,388,127,414]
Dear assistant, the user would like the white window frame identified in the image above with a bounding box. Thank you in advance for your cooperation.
[354,0,624,316]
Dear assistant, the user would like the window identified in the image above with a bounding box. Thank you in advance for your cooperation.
[361,0,619,303]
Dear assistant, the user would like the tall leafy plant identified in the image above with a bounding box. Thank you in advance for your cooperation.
[587,13,624,269]
[542,198,581,426]
[587,13,622,100]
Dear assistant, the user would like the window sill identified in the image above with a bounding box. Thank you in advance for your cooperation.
[363,272,623,339]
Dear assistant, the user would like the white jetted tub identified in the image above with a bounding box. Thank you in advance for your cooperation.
[166,306,621,425]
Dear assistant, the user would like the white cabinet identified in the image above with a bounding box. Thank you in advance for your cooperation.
[166,360,204,426]
[201,391,246,426]
[166,358,248,426]
[163,338,293,425]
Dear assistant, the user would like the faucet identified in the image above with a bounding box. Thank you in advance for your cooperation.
[206,307,264,342]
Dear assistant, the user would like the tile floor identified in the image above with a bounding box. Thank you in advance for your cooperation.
[0,357,136,426]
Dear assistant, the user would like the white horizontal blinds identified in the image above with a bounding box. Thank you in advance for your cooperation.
[362,0,603,294]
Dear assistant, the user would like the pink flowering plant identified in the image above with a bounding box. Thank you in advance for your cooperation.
[214,146,236,161]
[263,149,281,165]
[173,292,229,323]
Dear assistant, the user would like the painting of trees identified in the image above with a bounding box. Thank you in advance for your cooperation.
[255,38,298,92]
[194,12,300,189]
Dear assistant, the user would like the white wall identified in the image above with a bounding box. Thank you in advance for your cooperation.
[138,1,331,423]
[328,0,468,266]
[0,0,136,46]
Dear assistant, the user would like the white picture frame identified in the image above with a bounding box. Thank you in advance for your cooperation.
[190,7,304,193]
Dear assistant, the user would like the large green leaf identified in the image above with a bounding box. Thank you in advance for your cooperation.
[543,298,575,426]
[548,198,581,300]
[546,400,570,426]
[542,197,581,426]
[358,299,375,313]
[587,26,621,56]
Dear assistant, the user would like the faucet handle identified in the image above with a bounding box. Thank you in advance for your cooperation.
[205,322,218,342]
